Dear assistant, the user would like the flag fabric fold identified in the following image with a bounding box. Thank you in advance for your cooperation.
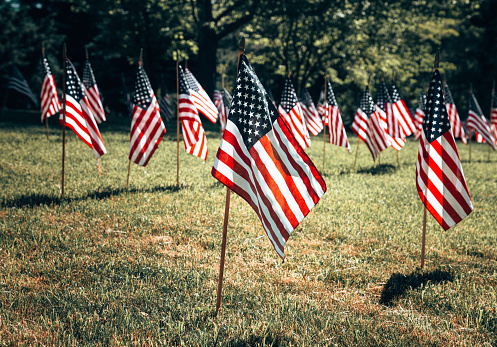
[211,55,326,259]
[466,93,496,150]
[178,66,208,160]
[444,83,466,144]
[414,89,427,140]
[40,57,61,122]
[184,68,218,123]
[82,59,106,124]
[60,59,107,161]
[278,76,311,149]
[325,80,350,152]
[8,65,38,106]
[416,69,473,230]
[300,88,323,136]
[128,65,166,166]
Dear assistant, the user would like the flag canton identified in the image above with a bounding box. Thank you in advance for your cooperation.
[469,93,484,117]
[185,69,200,93]
[42,58,52,76]
[222,88,232,107]
[178,66,190,95]
[300,88,313,108]
[376,81,391,111]
[360,87,376,116]
[82,60,96,89]
[280,76,298,113]
[133,66,153,109]
[444,83,455,104]
[418,90,427,111]
[390,83,401,103]
[326,81,338,106]
[229,56,278,150]
[66,60,85,102]
[423,70,451,142]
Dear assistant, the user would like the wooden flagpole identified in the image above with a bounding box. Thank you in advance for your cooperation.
[469,83,473,163]
[127,48,143,188]
[421,48,440,269]
[322,75,327,171]
[42,43,50,141]
[176,52,180,187]
[489,80,495,162]
[216,37,245,315]
[61,43,67,196]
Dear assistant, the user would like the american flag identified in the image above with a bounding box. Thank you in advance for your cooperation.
[325,80,350,152]
[159,80,173,122]
[490,87,497,140]
[8,65,38,106]
[300,88,323,136]
[390,82,416,138]
[211,55,326,259]
[219,88,232,134]
[376,80,393,115]
[466,93,496,150]
[128,65,166,166]
[352,87,373,142]
[267,89,277,108]
[414,89,427,140]
[178,66,208,161]
[214,88,225,132]
[184,68,218,123]
[278,76,311,149]
[317,89,328,125]
[40,57,61,122]
[82,59,106,124]
[444,82,466,143]
[416,69,473,230]
[60,59,107,161]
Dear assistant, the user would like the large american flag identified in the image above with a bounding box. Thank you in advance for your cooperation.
[279,76,311,149]
[444,82,466,143]
[390,82,416,138]
[300,88,323,136]
[178,66,208,161]
[128,65,166,166]
[82,59,106,124]
[211,55,326,259]
[40,57,61,122]
[8,65,38,106]
[60,59,107,161]
[325,80,350,152]
[466,93,496,150]
[184,68,218,123]
[159,80,173,122]
[416,69,473,230]
[352,87,373,142]
[414,89,426,140]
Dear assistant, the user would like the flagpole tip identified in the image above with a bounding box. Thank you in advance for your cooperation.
[139,48,143,67]
[85,47,89,60]
[239,37,245,53]
[434,48,440,70]
[42,43,45,57]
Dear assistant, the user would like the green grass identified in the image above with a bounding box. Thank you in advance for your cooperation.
[1,114,497,346]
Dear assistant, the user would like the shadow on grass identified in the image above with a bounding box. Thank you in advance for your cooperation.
[1,184,185,208]
[357,163,397,175]
[224,334,286,347]
[380,268,455,306]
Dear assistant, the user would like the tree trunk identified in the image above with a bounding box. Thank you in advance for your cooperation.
[195,25,218,100]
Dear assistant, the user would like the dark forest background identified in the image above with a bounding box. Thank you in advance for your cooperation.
[1,0,496,125]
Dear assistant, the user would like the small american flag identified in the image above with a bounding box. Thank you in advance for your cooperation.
[128,65,166,166]
[390,82,416,138]
[8,65,38,106]
[61,59,107,162]
[444,82,466,143]
[82,59,106,124]
[219,88,232,134]
[317,89,327,125]
[178,66,208,160]
[325,80,350,152]
[352,87,374,142]
[466,93,496,150]
[159,80,173,122]
[416,69,473,230]
[40,57,61,122]
[376,80,392,114]
[299,88,323,136]
[211,55,326,259]
[414,89,426,140]
[184,68,218,123]
[278,76,310,149]
[491,87,497,139]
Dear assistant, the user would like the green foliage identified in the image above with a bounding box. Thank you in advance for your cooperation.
[1,116,497,345]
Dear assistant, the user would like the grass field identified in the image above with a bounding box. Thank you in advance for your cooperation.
[1,113,497,346]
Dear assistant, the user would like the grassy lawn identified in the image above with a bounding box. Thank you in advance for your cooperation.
[1,113,496,346]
